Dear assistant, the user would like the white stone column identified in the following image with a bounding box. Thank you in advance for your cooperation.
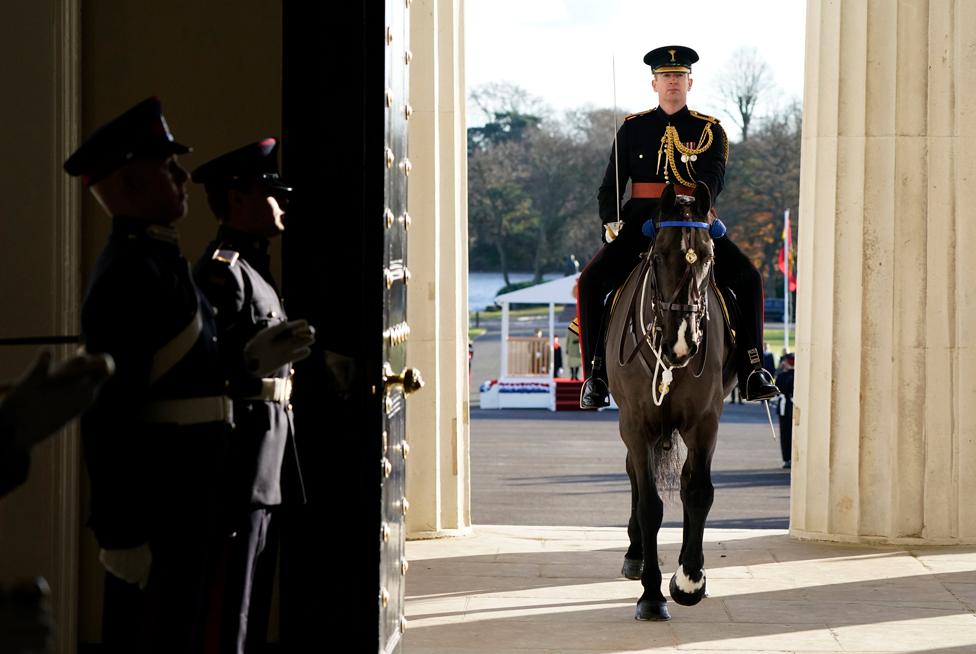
[791,0,976,544]
[0,2,82,651]
[405,0,471,538]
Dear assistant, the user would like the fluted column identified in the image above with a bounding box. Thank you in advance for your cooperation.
[792,0,976,544]
[405,0,471,538]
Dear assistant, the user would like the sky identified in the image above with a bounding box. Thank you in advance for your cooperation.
[464,0,808,140]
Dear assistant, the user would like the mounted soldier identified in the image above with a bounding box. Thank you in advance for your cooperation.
[577,45,779,409]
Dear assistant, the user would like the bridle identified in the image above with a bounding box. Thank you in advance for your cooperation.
[632,199,717,405]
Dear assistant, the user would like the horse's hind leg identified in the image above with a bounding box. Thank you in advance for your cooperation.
[670,422,717,607]
[621,452,643,580]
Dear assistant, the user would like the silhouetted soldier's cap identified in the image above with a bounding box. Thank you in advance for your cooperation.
[191,138,292,193]
[63,97,190,185]
[643,45,699,73]
[783,353,796,364]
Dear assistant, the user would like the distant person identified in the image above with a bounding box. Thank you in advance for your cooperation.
[775,353,795,469]
[576,44,778,409]
[553,336,563,377]
[563,254,580,275]
[565,322,581,380]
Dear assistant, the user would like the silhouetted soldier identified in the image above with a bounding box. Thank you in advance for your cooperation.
[191,138,312,653]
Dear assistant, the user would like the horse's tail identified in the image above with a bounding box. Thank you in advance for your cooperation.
[653,429,683,499]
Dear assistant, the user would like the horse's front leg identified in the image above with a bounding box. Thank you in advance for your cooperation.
[622,452,643,579]
[630,445,670,621]
[670,423,717,607]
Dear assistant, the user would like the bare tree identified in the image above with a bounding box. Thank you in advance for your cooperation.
[468,81,550,127]
[716,47,774,141]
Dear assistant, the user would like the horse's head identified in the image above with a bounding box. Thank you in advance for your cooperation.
[648,183,715,368]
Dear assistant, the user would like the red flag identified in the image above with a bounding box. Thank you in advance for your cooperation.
[777,211,797,292]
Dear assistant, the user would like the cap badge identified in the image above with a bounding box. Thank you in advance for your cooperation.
[668,49,677,62]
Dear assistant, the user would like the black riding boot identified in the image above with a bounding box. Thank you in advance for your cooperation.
[738,347,779,402]
[580,356,610,409]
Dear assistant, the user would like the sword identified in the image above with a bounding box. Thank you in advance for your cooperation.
[763,399,777,440]
[604,54,623,242]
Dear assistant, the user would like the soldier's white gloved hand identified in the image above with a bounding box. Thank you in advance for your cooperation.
[98,544,152,589]
[1,350,115,452]
[604,221,623,244]
[244,319,316,377]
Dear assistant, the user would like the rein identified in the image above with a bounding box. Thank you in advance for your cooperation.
[619,214,715,405]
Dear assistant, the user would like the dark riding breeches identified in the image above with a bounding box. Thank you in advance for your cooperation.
[577,222,650,379]
[712,237,765,362]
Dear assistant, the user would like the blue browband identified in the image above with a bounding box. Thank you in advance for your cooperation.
[642,218,727,240]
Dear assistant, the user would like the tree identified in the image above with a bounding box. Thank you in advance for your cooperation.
[719,101,802,296]
[716,47,775,141]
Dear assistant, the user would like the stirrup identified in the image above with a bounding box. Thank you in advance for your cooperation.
[743,368,779,402]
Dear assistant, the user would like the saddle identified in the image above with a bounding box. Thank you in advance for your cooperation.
[606,255,737,376]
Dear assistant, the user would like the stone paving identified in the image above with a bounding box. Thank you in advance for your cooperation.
[404,525,976,653]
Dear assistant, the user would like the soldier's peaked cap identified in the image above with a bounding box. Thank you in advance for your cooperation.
[643,45,699,73]
[63,97,190,185]
[191,138,292,193]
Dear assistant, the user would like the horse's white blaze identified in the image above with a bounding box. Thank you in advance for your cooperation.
[674,319,690,357]
[674,566,705,593]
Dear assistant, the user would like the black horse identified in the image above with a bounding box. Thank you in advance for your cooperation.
[605,183,736,621]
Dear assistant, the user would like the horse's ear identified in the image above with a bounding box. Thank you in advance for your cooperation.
[660,183,677,211]
[694,182,711,217]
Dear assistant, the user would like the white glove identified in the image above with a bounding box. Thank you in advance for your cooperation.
[244,319,316,377]
[98,545,152,589]
[1,350,115,452]
[604,221,623,243]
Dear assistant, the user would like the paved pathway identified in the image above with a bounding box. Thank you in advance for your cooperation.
[405,525,976,653]
[471,403,790,529]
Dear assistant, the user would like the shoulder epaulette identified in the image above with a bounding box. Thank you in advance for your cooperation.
[211,249,240,266]
[689,110,720,124]
[625,108,655,121]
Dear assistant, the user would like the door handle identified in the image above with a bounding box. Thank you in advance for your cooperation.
[383,362,424,394]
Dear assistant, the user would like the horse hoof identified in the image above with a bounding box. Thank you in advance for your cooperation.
[635,599,671,621]
[621,558,643,580]
[669,571,707,606]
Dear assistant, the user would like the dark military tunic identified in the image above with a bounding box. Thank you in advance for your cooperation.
[80,217,231,652]
[598,105,728,224]
[194,225,305,654]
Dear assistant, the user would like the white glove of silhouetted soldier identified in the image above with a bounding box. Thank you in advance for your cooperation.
[99,544,152,589]
[1,350,114,452]
[243,319,316,377]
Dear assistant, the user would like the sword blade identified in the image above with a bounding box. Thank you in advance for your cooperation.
[763,399,777,440]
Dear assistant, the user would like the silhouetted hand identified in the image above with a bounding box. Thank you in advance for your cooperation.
[1,351,114,452]
[99,544,152,590]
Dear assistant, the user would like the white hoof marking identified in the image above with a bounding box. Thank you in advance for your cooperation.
[674,566,705,593]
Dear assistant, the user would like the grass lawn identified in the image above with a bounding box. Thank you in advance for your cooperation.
[763,327,799,362]
[470,305,565,320]
[468,327,487,340]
